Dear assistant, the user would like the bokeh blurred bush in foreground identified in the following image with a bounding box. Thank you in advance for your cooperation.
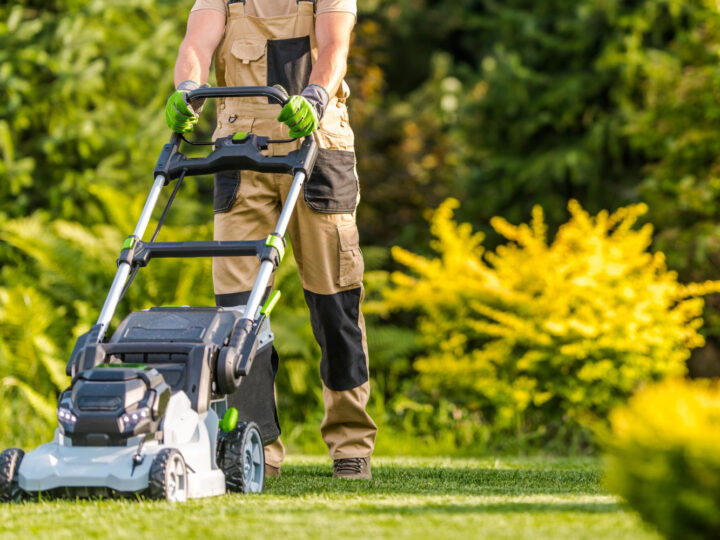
[383,199,720,445]
[603,379,720,540]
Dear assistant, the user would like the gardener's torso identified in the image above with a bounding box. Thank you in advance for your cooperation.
[196,0,355,151]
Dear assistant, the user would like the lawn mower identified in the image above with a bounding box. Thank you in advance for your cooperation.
[0,86,317,502]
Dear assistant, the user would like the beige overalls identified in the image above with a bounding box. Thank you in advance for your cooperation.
[211,0,376,466]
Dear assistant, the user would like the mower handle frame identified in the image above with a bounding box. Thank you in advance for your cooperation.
[92,86,317,375]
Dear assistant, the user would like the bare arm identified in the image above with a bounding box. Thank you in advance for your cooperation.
[309,12,355,97]
[174,10,226,87]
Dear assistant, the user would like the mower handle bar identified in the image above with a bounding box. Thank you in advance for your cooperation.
[185,85,290,108]
[156,85,313,181]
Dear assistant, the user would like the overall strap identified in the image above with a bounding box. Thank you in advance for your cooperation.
[294,0,315,37]
[297,0,316,13]
[226,0,246,17]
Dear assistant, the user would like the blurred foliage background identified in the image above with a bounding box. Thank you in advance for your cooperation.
[2,0,720,455]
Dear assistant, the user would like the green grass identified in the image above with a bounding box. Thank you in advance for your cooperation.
[0,456,659,540]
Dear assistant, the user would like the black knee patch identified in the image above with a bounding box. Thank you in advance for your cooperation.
[303,287,368,391]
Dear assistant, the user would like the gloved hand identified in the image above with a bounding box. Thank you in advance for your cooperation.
[165,80,204,133]
[277,84,330,138]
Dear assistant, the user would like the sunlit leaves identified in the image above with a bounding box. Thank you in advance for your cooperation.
[385,198,720,435]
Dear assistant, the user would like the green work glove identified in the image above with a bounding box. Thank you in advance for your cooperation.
[277,84,329,138]
[165,80,202,133]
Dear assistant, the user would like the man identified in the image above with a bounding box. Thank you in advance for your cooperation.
[165,0,377,479]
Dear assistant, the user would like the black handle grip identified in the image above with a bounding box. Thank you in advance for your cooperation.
[185,86,290,107]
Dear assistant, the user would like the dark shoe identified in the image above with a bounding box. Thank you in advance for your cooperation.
[265,463,281,478]
[332,457,371,479]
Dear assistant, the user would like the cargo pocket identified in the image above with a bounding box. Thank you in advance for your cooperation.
[213,171,241,214]
[228,38,267,88]
[304,149,359,213]
[337,223,364,288]
[267,36,312,97]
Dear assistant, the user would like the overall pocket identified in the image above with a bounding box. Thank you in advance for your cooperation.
[336,222,364,288]
[266,36,312,96]
[227,38,267,89]
[213,171,242,214]
[304,148,359,213]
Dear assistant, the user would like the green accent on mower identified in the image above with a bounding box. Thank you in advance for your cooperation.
[98,363,148,370]
[232,131,249,141]
[219,407,239,433]
[260,290,281,316]
[122,236,136,250]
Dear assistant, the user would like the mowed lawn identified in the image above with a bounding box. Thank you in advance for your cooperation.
[0,456,659,539]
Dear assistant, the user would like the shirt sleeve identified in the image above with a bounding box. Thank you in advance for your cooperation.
[316,0,357,17]
[190,0,226,15]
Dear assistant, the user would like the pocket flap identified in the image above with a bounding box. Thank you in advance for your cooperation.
[338,223,359,251]
[231,39,267,64]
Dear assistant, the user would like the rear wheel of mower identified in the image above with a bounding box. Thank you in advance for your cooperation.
[0,448,24,503]
[217,422,264,493]
[149,448,188,502]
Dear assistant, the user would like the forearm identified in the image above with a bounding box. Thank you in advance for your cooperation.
[310,12,355,98]
[308,42,349,98]
[173,9,225,88]
[174,40,213,87]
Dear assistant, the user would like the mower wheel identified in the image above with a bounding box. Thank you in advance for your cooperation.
[149,448,188,502]
[217,422,264,493]
[0,448,25,503]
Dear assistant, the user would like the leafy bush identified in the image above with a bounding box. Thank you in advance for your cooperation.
[615,1,720,343]
[603,379,720,540]
[356,0,720,352]
[0,0,194,222]
[384,198,720,441]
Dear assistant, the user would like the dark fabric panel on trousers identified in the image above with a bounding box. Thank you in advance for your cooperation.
[213,171,241,213]
[227,343,281,445]
[304,148,358,213]
[267,36,312,97]
[215,287,272,308]
[303,287,368,391]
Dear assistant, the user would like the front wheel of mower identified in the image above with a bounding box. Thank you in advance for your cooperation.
[149,448,188,502]
[0,448,25,503]
[217,422,264,493]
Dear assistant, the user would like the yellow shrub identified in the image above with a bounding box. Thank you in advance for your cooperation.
[385,198,720,434]
[603,379,720,539]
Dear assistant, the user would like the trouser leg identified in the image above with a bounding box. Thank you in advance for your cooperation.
[213,170,280,299]
[214,169,286,466]
[214,167,378,465]
[282,180,378,460]
[317,291,375,458]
